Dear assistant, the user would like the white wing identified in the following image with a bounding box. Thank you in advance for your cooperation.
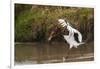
[67,23,83,43]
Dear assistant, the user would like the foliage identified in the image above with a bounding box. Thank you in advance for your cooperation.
[15,4,94,42]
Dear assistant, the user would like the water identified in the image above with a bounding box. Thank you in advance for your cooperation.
[15,42,94,65]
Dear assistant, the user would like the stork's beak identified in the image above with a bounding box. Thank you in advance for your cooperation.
[48,36,52,41]
[48,31,55,41]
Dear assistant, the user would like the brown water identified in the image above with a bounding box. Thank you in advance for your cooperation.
[15,42,94,65]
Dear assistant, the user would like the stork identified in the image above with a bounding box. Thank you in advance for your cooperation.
[48,19,85,61]
[58,19,85,61]
[58,19,85,49]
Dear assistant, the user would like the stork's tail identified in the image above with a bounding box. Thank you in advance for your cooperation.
[79,42,85,45]
[75,42,85,48]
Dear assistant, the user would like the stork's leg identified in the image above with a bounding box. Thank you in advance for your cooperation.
[74,45,83,56]
[79,45,84,56]
[66,45,73,59]
[80,43,87,56]
[69,45,73,49]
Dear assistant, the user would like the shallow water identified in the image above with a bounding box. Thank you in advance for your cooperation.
[15,42,94,65]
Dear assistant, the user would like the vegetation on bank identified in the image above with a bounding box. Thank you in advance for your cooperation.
[15,4,94,42]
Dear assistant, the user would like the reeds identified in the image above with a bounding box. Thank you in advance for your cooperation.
[15,4,94,42]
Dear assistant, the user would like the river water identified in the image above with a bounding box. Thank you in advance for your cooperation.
[15,42,94,65]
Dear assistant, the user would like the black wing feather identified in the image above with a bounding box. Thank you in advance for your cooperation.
[74,33,80,43]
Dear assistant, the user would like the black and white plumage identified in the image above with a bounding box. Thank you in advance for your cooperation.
[58,19,84,49]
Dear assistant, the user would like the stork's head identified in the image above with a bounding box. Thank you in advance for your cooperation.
[58,19,69,27]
